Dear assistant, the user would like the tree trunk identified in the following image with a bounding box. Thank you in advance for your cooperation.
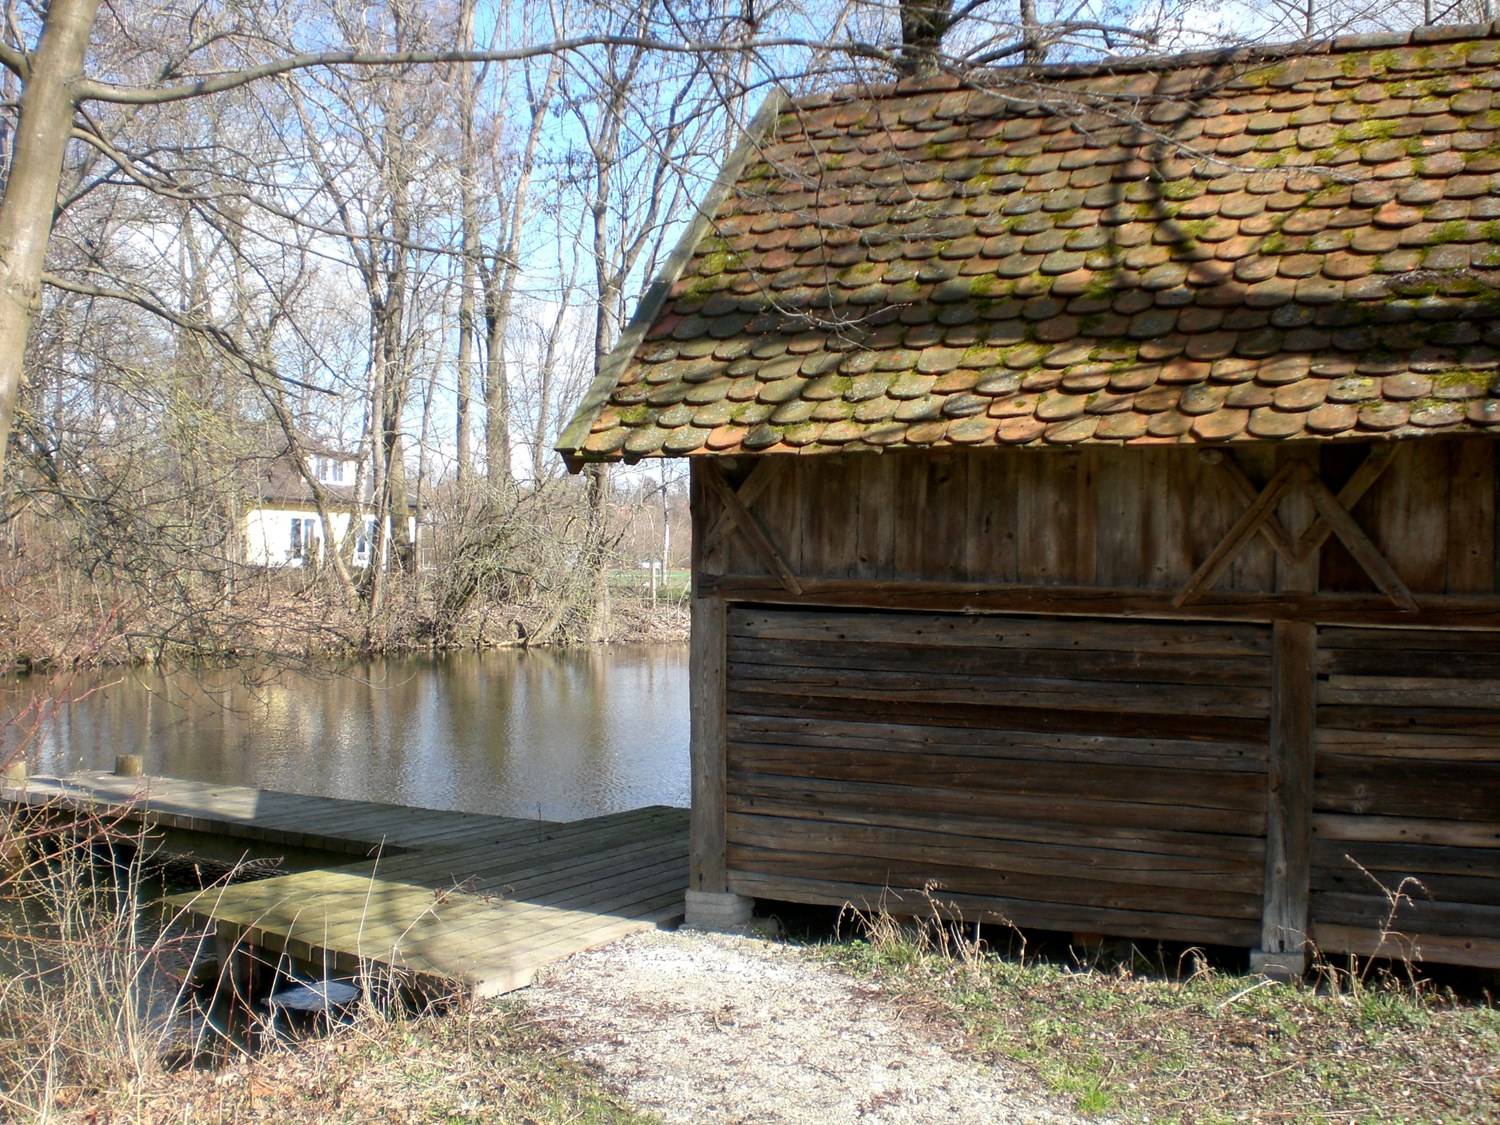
[0,0,101,470]
[454,0,479,484]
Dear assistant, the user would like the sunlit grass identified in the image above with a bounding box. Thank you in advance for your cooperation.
[816,907,1500,1123]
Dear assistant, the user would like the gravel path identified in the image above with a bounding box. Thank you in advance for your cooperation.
[524,930,1086,1125]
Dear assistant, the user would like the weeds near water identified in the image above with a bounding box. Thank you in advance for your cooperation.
[0,800,208,1120]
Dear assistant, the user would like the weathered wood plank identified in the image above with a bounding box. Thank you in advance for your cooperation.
[1311,839,1500,880]
[728,844,1262,918]
[726,813,1264,891]
[1319,676,1500,708]
[1311,891,1500,936]
[1370,439,1448,594]
[690,588,728,894]
[724,870,1263,946]
[731,716,1268,771]
[1313,729,1500,762]
[1175,459,1301,606]
[708,576,1500,628]
[895,452,968,582]
[730,636,1272,685]
[1317,626,1500,651]
[728,690,1270,744]
[724,791,1264,861]
[1448,439,1496,595]
[1297,443,1399,562]
[1207,450,1295,564]
[1313,812,1500,849]
[1314,757,1500,820]
[1261,620,1316,957]
[966,448,1019,583]
[702,461,802,594]
[1310,921,1500,969]
[701,457,786,559]
[1228,446,1280,592]
[801,454,860,579]
[1311,865,1500,909]
[1142,446,1193,589]
[1316,706,1500,734]
[727,748,1265,810]
[855,453,897,580]
[1093,448,1138,588]
[1302,466,1419,611]
[729,607,1273,656]
[1017,452,1077,583]
[726,772,1267,835]
[727,663,1271,716]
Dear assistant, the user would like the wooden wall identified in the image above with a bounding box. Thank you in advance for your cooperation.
[690,435,1500,967]
[703,439,1497,599]
[724,607,1271,946]
[1311,627,1500,968]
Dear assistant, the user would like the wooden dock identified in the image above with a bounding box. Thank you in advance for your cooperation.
[4,772,690,997]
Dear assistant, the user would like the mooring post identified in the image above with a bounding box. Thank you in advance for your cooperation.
[113,754,143,778]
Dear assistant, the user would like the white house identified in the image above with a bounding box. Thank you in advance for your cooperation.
[243,449,418,569]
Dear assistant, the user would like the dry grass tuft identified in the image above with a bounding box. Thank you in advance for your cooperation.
[820,892,1500,1123]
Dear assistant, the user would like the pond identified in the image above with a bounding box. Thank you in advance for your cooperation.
[1,646,690,822]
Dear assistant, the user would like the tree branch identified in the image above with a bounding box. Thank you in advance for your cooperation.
[40,269,337,395]
[74,35,887,105]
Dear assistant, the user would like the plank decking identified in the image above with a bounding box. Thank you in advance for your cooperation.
[3,772,690,996]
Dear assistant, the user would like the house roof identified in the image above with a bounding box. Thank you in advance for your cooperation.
[558,24,1500,466]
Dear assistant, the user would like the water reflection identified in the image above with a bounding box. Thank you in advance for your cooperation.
[2,648,690,822]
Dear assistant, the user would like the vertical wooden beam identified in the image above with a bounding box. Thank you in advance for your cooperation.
[1257,447,1319,977]
[688,590,727,894]
[685,460,749,929]
[1260,619,1317,966]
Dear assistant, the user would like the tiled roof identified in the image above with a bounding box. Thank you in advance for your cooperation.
[558,25,1500,464]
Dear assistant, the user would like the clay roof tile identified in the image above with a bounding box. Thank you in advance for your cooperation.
[559,30,1500,463]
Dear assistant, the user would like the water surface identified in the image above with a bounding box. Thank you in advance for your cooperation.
[2,647,689,822]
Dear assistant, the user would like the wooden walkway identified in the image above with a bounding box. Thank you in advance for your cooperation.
[4,772,690,997]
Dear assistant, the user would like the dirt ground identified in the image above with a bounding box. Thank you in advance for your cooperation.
[523,929,1085,1125]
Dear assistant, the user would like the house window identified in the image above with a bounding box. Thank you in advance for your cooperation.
[313,456,348,486]
[289,516,321,562]
[353,516,377,566]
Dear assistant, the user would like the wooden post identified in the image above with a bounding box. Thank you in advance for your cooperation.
[114,754,143,778]
[1255,447,1318,979]
[685,461,750,929]
[1258,620,1316,974]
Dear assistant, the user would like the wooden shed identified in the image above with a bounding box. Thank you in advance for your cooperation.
[559,26,1500,972]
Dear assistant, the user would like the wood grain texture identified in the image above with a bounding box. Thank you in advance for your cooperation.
[724,606,1272,948]
[1261,620,1316,955]
[1448,439,1495,594]
[690,589,729,892]
[9,775,689,999]
[1309,624,1500,963]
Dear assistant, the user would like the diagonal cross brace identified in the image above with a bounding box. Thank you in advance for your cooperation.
[702,462,803,595]
[702,459,785,555]
[1176,446,1416,611]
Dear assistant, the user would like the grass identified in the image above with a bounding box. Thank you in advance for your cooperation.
[52,1000,660,1124]
[606,568,690,602]
[814,901,1500,1123]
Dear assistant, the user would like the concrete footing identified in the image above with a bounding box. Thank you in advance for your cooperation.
[683,889,753,931]
[1249,948,1308,982]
